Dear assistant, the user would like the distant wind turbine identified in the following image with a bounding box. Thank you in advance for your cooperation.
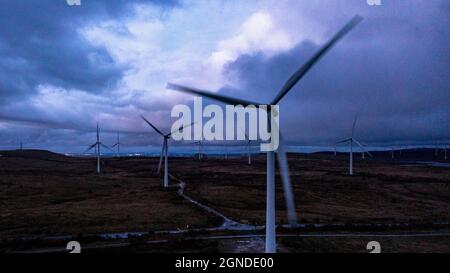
[224,143,228,160]
[111,132,123,156]
[167,15,363,253]
[194,141,203,160]
[141,115,193,188]
[335,116,372,176]
[85,123,114,174]
[244,132,253,165]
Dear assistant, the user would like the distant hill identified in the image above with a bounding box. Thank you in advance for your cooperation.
[0,150,70,161]
[316,148,447,161]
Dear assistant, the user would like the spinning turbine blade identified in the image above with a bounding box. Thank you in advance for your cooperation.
[158,140,165,174]
[352,116,358,138]
[167,83,260,107]
[336,138,352,145]
[271,15,363,105]
[276,135,298,227]
[141,115,165,136]
[353,139,373,158]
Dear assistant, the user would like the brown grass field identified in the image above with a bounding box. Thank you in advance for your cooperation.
[0,149,449,253]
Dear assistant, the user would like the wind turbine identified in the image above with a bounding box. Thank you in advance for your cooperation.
[167,15,363,253]
[85,123,114,174]
[111,132,123,157]
[359,141,370,160]
[335,116,372,176]
[141,115,193,188]
[244,133,253,165]
[194,141,203,160]
[224,143,228,160]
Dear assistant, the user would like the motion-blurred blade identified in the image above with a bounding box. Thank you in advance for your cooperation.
[271,15,363,105]
[352,115,358,138]
[141,115,165,136]
[158,142,165,173]
[353,139,373,158]
[167,83,260,107]
[336,138,352,145]
[276,134,298,227]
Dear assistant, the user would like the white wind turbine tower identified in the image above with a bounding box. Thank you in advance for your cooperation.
[141,116,193,188]
[111,132,123,157]
[85,123,114,174]
[335,116,372,176]
[168,15,363,253]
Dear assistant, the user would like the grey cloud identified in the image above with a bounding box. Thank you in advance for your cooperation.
[0,0,179,101]
[221,2,449,145]
[0,0,448,152]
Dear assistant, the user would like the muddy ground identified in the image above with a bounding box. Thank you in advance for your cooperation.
[0,149,449,253]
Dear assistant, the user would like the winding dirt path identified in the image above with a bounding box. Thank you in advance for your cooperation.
[7,173,450,253]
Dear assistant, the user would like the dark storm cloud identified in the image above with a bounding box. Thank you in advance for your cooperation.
[0,0,178,101]
[221,2,450,145]
[0,0,448,152]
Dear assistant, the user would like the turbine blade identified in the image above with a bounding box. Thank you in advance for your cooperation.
[85,143,97,153]
[353,139,373,157]
[238,125,250,141]
[271,15,363,105]
[276,134,298,227]
[100,143,116,153]
[167,83,260,107]
[158,142,165,173]
[336,138,352,145]
[352,115,358,138]
[141,115,165,136]
[169,122,195,136]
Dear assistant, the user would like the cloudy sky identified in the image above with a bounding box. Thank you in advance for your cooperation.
[0,0,448,152]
